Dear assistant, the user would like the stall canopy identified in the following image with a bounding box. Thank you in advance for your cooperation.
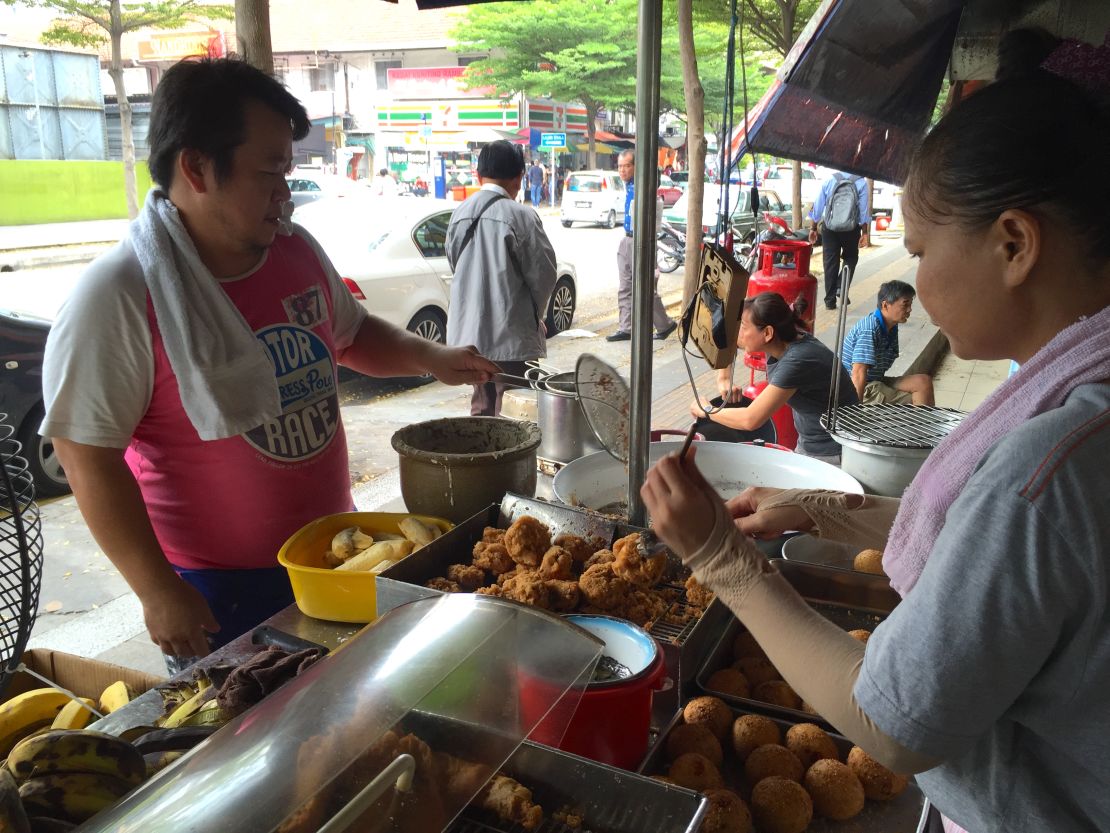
[728,0,964,184]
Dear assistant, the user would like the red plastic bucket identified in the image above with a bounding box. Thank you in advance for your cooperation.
[521,615,666,770]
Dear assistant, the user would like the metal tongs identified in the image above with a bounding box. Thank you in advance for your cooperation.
[637,422,700,558]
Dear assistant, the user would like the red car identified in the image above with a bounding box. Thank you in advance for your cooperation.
[657,174,683,207]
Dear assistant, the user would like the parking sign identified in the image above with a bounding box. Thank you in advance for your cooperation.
[540,132,566,149]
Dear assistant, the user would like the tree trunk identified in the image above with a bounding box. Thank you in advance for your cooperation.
[108,1,138,219]
[791,158,802,230]
[235,0,274,74]
[584,101,598,170]
[677,0,705,307]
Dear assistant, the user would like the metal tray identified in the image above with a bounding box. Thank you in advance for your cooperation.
[781,534,863,572]
[377,494,731,715]
[696,561,900,729]
[640,708,927,833]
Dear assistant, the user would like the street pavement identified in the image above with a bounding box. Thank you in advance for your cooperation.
[7,213,1004,677]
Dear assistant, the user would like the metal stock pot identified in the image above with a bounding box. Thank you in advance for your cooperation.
[535,371,605,464]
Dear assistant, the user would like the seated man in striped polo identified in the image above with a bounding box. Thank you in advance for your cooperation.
[841,280,935,406]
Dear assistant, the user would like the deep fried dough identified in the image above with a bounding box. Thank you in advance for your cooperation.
[753,680,802,710]
[472,540,514,575]
[847,746,909,801]
[784,723,839,770]
[804,759,865,820]
[853,548,886,575]
[500,571,551,609]
[848,628,872,643]
[482,526,506,544]
[731,714,781,761]
[544,579,581,611]
[577,563,631,610]
[701,789,753,833]
[664,722,723,766]
[682,696,732,740]
[706,668,751,698]
[684,575,715,608]
[582,548,616,570]
[538,546,575,580]
[425,577,460,593]
[612,533,667,588]
[553,533,596,563]
[667,752,724,791]
[504,516,552,567]
[750,777,812,833]
[446,563,485,591]
[732,630,766,660]
[733,656,781,686]
[744,744,804,784]
[479,774,543,831]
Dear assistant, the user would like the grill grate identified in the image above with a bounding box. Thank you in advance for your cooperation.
[823,403,966,449]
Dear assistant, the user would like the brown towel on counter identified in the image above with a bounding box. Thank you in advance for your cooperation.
[216,645,325,715]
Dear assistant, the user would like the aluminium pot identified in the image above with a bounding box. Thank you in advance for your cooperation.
[835,436,930,497]
[535,371,605,464]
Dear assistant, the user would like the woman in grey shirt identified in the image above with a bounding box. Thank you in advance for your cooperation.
[690,292,857,461]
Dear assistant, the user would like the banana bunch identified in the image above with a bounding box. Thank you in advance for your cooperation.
[152,679,231,730]
[97,681,132,715]
[5,730,145,825]
[132,726,219,775]
[0,690,72,759]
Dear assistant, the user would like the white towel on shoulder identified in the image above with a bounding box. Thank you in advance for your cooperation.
[130,189,281,440]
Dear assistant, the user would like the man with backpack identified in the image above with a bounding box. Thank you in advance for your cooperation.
[808,171,869,310]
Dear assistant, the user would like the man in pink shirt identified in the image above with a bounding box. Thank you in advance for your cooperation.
[41,59,498,670]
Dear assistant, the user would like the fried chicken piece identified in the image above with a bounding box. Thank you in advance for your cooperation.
[500,571,551,609]
[478,774,543,831]
[434,751,493,807]
[612,533,667,588]
[538,546,575,580]
[496,565,530,585]
[482,526,507,544]
[544,579,581,611]
[426,577,460,593]
[583,548,616,570]
[475,584,503,597]
[553,533,596,564]
[447,563,486,591]
[473,540,514,575]
[578,563,632,611]
[684,575,715,608]
[616,589,668,626]
[504,516,552,567]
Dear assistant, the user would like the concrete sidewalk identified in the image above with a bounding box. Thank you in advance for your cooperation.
[0,218,128,270]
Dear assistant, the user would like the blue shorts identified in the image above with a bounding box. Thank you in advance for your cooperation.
[175,566,295,651]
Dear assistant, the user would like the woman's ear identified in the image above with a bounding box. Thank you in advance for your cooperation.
[993,209,1041,289]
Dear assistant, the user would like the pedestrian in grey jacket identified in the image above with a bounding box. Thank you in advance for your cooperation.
[446,140,558,416]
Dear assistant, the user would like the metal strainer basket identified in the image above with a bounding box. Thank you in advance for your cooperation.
[0,413,44,698]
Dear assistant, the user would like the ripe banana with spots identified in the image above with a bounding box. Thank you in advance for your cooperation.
[96,682,131,715]
[49,700,97,732]
[0,768,31,833]
[142,749,187,775]
[0,690,71,759]
[17,772,133,824]
[6,730,146,787]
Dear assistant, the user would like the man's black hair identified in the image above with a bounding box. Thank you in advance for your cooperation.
[477,140,525,180]
[147,58,310,190]
[878,280,916,306]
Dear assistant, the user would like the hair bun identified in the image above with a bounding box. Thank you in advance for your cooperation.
[995,28,1061,80]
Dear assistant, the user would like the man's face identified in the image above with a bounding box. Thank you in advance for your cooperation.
[881,295,914,325]
[203,100,293,255]
[617,156,635,184]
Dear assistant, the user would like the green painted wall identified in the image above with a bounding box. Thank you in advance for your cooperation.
[0,160,154,226]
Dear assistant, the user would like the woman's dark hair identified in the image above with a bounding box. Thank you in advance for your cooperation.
[477,140,525,180]
[147,58,310,190]
[904,29,1110,261]
[743,292,806,343]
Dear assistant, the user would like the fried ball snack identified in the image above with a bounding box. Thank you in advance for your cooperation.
[612,533,667,588]
[731,714,782,761]
[664,722,723,767]
[504,516,552,568]
[744,744,804,784]
[733,656,781,687]
[682,696,733,740]
[848,628,872,643]
[667,752,724,791]
[544,579,581,611]
[426,577,460,593]
[750,776,813,833]
[804,759,866,820]
[706,668,751,699]
[853,548,886,575]
[684,575,715,608]
[847,746,909,801]
[731,630,765,660]
[446,563,485,591]
[753,680,802,710]
[577,563,631,611]
[472,540,514,575]
[538,546,575,580]
[701,789,753,833]
[784,723,839,770]
[553,533,596,563]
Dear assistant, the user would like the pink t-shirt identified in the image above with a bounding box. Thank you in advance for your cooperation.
[125,233,358,570]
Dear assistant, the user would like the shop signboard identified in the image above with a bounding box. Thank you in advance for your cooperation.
[387,67,494,99]
[540,132,566,150]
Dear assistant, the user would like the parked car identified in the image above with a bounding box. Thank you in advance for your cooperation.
[559,170,626,228]
[657,175,683,207]
[761,164,823,209]
[663,186,792,245]
[871,180,899,217]
[286,174,367,208]
[294,196,578,340]
[0,308,68,496]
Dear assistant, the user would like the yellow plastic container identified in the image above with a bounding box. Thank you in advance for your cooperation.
[277,511,453,623]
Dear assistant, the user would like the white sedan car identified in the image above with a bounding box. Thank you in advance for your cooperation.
[293,196,578,343]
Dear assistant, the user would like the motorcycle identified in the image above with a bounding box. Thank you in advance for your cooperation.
[656,221,686,273]
[738,212,816,273]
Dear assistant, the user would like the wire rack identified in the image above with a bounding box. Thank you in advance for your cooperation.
[823,403,966,449]
[0,413,44,698]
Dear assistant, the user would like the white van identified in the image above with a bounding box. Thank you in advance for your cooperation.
[560,170,626,228]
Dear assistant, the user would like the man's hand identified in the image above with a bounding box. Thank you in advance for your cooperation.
[808,227,819,245]
[727,487,815,539]
[142,577,220,658]
[424,345,500,386]
[640,446,720,558]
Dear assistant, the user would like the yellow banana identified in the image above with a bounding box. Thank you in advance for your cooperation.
[6,730,146,787]
[141,749,186,775]
[0,690,71,758]
[0,768,31,833]
[18,772,133,823]
[49,699,97,732]
[97,682,132,715]
[159,686,214,729]
[178,700,231,729]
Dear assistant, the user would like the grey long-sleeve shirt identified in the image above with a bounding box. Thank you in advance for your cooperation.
[445,184,558,362]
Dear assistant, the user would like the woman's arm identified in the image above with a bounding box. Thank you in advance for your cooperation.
[728,487,899,550]
[690,384,794,431]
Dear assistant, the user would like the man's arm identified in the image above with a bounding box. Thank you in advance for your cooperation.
[851,363,870,401]
[339,314,499,384]
[53,440,219,658]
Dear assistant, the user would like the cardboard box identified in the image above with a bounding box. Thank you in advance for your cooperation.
[3,648,166,702]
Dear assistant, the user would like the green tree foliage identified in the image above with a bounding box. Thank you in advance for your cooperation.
[17,0,232,217]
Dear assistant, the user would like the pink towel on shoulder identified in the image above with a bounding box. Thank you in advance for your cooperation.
[883,304,1110,597]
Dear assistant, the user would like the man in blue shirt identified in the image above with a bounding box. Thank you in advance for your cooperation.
[606,149,677,342]
[841,280,935,405]
[808,171,869,310]
[526,160,545,207]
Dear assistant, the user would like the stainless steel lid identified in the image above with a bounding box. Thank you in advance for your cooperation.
[823,403,966,449]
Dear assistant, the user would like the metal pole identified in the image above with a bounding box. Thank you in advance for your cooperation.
[627,0,663,527]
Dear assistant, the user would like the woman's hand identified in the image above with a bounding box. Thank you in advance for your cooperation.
[689,398,709,421]
[641,446,722,558]
[727,487,816,538]
[717,378,743,403]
